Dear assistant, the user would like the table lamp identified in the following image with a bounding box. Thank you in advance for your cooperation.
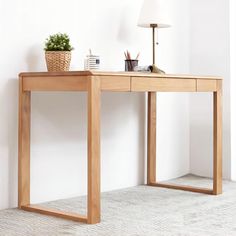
[138,0,171,73]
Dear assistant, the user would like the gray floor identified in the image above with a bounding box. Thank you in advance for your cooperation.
[1,175,236,236]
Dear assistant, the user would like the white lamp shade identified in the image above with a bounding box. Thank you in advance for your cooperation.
[138,0,171,28]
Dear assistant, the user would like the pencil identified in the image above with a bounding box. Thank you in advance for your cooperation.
[124,51,127,59]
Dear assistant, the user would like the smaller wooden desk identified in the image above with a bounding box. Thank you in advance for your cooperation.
[18,71,222,224]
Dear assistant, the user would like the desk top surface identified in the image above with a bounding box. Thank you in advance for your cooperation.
[19,71,222,80]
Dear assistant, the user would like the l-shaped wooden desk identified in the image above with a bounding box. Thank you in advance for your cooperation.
[18,71,222,224]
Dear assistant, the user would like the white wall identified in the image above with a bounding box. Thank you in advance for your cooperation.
[156,0,191,181]
[230,0,236,181]
[189,0,231,179]
[0,0,191,209]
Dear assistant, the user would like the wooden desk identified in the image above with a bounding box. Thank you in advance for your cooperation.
[18,71,222,224]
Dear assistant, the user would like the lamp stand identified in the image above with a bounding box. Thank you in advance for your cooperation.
[150,24,165,74]
[151,24,157,65]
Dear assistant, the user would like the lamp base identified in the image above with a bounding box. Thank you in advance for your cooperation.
[151,64,165,74]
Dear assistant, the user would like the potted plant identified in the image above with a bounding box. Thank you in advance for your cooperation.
[44,33,74,72]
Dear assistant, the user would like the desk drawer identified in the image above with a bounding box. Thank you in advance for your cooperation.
[131,77,196,92]
[100,76,130,91]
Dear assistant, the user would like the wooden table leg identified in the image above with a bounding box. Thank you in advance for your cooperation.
[18,76,31,207]
[213,80,222,195]
[147,87,222,195]
[147,92,156,185]
[18,75,100,223]
[87,76,101,224]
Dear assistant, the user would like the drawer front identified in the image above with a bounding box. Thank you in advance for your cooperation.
[197,79,217,92]
[23,76,88,91]
[100,76,130,91]
[131,77,196,92]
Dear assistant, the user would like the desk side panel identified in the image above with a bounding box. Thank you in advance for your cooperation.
[197,79,217,92]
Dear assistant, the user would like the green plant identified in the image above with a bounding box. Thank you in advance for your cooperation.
[44,33,74,51]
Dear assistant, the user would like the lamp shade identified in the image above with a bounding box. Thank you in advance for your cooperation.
[138,0,171,28]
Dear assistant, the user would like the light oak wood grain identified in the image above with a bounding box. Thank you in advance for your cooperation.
[18,71,223,224]
[213,80,222,195]
[131,77,197,92]
[87,76,101,224]
[149,183,213,195]
[18,76,31,207]
[100,76,130,91]
[19,71,93,77]
[147,92,156,184]
[21,205,87,223]
[20,71,222,80]
[197,79,217,92]
[23,76,88,91]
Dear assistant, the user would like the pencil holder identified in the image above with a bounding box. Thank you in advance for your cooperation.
[125,60,138,71]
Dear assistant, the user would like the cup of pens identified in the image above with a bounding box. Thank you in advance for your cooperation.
[124,51,139,71]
